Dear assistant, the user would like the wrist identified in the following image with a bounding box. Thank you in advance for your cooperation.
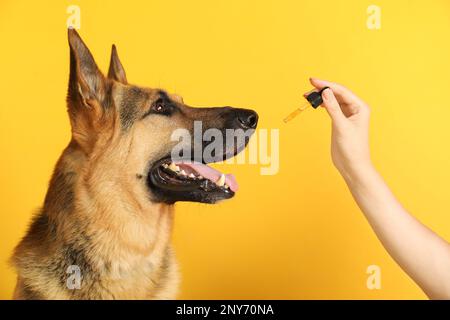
[338,160,375,184]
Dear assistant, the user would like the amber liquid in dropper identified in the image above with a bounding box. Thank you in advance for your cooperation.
[283,103,311,123]
[284,87,328,123]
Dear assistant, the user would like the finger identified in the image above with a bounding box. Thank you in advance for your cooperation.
[309,78,366,107]
[321,87,346,125]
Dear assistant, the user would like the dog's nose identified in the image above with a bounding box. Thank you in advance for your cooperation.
[236,109,259,129]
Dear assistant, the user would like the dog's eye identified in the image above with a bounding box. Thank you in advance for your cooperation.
[142,98,175,119]
[148,98,173,116]
[153,99,165,113]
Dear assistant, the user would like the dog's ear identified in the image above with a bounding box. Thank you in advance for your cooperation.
[67,29,106,108]
[107,44,127,84]
[67,29,111,153]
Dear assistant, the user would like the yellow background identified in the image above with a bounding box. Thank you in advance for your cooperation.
[1,0,450,299]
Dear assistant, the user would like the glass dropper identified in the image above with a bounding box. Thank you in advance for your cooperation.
[283,87,329,123]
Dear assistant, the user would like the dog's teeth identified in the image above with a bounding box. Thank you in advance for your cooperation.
[180,170,186,175]
[198,175,203,179]
[216,174,226,187]
[224,184,229,189]
[162,163,168,168]
[189,173,196,178]
[168,163,180,172]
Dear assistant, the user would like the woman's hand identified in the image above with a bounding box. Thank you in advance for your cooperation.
[308,78,372,180]
[308,78,450,299]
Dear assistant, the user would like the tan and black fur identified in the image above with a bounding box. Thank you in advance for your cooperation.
[11,30,258,299]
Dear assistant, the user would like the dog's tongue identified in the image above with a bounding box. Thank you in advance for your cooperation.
[176,162,238,192]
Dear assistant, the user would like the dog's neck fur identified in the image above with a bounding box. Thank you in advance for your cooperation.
[14,141,177,299]
[47,140,173,250]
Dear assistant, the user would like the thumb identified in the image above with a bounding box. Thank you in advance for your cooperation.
[321,88,346,126]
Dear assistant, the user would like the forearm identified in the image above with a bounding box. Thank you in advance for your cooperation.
[343,164,450,299]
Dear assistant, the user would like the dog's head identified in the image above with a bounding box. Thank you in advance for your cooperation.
[66,29,257,205]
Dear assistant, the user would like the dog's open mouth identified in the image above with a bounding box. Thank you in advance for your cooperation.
[148,157,238,204]
[146,108,258,204]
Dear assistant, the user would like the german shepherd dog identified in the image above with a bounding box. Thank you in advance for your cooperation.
[11,29,258,299]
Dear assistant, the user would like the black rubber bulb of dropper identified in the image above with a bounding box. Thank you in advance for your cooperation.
[306,86,330,108]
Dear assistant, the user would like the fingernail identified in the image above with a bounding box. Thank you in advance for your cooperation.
[322,87,331,99]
